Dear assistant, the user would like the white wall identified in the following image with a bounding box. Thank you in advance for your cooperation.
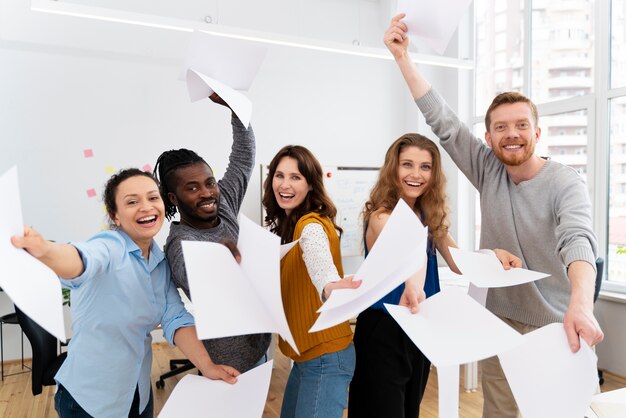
[595,297,626,376]
[0,0,455,360]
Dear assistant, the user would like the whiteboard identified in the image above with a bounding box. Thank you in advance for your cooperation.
[260,165,380,258]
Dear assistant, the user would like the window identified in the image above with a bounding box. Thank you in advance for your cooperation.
[475,0,525,111]
[609,97,626,283]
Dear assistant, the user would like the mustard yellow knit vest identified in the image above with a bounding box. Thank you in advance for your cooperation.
[279,212,353,362]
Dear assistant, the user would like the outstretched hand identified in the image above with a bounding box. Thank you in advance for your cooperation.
[201,363,240,384]
[11,225,51,258]
[493,248,522,270]
[384,13,410,60]
[563,304,604,353]
[399,281,425,314]
[322,275,362,301]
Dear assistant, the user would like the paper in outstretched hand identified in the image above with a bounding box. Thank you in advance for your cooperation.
[182,31,268,127]
[397,0,473,55]
[309,199,427,333]
[0,166,66,342]
[449,247,549,289]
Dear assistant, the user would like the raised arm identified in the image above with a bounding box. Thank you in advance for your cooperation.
[11,226,83,279]
[367,210,425,313]
[216,96,256,213]
[384,13,431,100]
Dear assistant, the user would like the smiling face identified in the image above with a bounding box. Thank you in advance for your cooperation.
[168,162,221,229]
[397,146,433,206]
[112,175,165,251]
[272,156,312,215]
[485,102,541,167]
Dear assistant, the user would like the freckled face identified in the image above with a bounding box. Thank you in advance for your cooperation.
[272,157,312,215]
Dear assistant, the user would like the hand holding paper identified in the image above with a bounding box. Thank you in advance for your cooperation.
[309,199,428,332]
[182,31,268,127]
[449,247,549,289]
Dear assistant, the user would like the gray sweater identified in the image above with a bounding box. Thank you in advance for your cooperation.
[416,89,598,327]
[165,116,271,372]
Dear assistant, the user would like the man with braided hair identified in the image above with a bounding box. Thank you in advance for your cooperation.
[154,95,271,374]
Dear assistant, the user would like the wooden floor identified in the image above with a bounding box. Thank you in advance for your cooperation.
[1,342,625,417]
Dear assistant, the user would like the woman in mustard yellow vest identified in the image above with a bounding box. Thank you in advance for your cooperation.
[263,145,361,418]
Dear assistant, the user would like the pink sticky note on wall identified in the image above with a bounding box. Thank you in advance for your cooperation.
[83,149,94,158]
[86,188,97,198]
[142,164,152,173]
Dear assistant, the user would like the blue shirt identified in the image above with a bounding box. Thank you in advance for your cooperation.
[365,228,441,311]
[55,230,194,418]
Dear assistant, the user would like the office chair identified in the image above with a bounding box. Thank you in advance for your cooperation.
[593,257,604,385]
[155,358,196,389]
[14,306,67,395]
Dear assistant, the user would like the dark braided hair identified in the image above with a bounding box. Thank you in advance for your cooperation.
[103,168,157,228]
[153,149,211,220]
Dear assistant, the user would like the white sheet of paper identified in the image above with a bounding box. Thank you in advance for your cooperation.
[385,289,523,366]
[309,199,427,332]
[182,31,268,90]
[186,69,253,128]
[236,215,298,353]
[280,240,299,259]
[397,0,473,55]
[449,247,549,288]
[0,167,66,342]
[158,360,273,418]
[498,323,598,418]
[438,365,460,418]
[587,387,626,418]
[182,216,297,353]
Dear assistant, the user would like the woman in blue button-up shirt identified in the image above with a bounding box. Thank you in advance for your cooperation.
[12,168,240,418]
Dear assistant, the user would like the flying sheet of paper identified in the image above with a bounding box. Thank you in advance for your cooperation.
[385,289,523,366]
[438,365,460,418]
[280,240,299,259]
[397,0,473,55]
[182,31,268,90]
[0,167,66,342]
[498,323,598,418]
[449,247,549,288]
[236,215,297,353]
[182,216,297,353]
[309,199,427,332]
[590,387,626,417]
[186,69,253,128]
[159,360,273,418]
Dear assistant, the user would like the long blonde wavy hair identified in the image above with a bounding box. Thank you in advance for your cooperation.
[362,133,450,243]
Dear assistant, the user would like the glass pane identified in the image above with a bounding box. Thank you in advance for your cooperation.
[538,109,590,183]
[611,0,626,88]
[609,97,626,283]
[472,123,486,249]
[475,0,525,113]
[531,0,595,103]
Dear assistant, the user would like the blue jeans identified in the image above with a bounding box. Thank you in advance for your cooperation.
[54,384,153,418]
[280,344,355,418]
